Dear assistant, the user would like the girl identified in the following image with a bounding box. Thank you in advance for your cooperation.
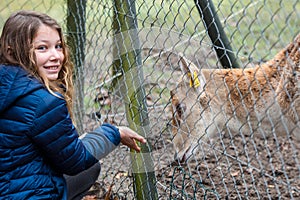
[0,10,146,200]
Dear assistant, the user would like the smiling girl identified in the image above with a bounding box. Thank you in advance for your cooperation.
[34,24,64,81]
[0,10,146,200]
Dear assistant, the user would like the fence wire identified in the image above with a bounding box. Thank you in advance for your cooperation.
[1,0,300,199]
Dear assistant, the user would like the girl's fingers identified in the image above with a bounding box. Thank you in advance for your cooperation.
[118,126,147,152]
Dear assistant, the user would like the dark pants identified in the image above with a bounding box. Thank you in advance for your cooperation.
[64,162,101,200]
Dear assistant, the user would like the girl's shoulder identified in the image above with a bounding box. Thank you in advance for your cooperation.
[0,64,66,116]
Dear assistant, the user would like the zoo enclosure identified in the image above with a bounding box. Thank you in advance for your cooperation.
[0,0,299,199]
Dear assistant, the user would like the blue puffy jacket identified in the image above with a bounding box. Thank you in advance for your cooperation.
[0,65,121,199]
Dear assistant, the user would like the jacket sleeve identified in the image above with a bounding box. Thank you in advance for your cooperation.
[80,124,121,160]
[26,91,101,175]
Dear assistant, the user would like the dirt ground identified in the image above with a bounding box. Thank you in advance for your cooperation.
[84,116,300,200]
[82,51,300,200]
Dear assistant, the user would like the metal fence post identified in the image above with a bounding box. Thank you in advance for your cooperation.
[194,0,241,68]
[66,0,87,134]
[112,0,158,199]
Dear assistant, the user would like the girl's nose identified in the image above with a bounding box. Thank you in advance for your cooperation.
[50,48,61,60]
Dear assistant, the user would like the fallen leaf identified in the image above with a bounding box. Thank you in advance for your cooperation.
[82,195,97,200]
[231,170,239,177]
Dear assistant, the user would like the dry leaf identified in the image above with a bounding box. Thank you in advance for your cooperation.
[81,195,97,200]
[231,170,239,177]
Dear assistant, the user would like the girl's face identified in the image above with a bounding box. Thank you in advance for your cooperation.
[33,25,64,81]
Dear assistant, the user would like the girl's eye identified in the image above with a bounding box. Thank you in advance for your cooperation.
[36,45,47,51]
[56,44,63,50]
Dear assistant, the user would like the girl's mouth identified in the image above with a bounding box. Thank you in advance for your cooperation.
[44,66,59,70]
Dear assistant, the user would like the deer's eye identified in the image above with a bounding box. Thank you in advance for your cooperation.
[175,103,186,119]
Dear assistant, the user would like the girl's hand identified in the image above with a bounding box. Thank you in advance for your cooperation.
[117,126,146,152]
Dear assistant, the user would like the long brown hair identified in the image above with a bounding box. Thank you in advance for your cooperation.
[0,10,74,119]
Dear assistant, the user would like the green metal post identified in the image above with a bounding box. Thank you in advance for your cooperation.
[112,0,158,199]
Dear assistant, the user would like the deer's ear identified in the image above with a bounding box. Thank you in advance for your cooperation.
[178,53,204,88]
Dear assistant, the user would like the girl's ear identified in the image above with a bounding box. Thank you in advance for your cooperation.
[7,46,12,56]
[178,53,203,88]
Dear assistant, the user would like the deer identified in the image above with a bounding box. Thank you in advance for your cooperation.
[170,34,300,163]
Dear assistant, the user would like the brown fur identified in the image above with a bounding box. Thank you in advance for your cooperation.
[171,34,300,162]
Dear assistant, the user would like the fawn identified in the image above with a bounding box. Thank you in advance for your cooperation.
[170,34,300,163]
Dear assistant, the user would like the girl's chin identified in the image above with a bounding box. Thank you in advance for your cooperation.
[46,74,59,81]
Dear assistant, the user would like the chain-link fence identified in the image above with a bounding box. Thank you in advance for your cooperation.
[1,0,299,199]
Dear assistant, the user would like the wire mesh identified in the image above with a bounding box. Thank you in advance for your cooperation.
[1,0,299,199]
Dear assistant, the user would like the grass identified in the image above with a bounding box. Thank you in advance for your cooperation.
[133,0,299,63]
[1,0,298,63]
[0,0,65,26]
